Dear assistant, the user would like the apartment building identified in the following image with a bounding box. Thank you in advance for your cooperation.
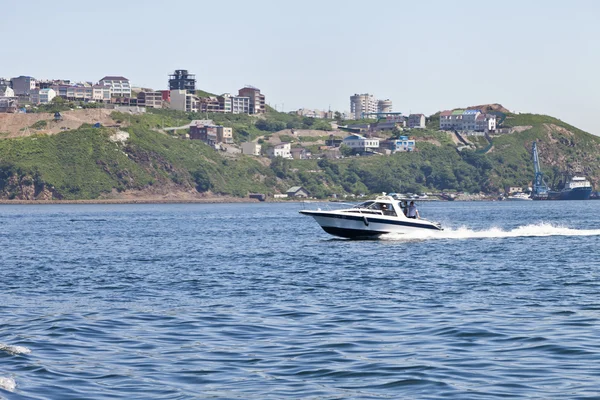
[11,76,36,96]
[238,86,265,114]
[231,95,250,114]
[350,94,394,119]
[99,76,131,98]
[350,93,377,119]
[218,94,233,113]
[407,114,426,129]
[199,96,220,113]
[169,89,198,113]
[30,88,57,104]
[137,91,163,108]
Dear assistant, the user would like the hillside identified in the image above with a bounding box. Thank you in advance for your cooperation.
[0,106,598,200]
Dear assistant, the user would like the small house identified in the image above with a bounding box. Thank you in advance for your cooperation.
[286,186,310,198]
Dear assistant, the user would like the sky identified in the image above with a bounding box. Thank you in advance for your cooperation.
[4,0,600,134]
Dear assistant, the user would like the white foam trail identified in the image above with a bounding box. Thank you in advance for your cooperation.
[0,344,31,355]
[382,222,600,241]
[0,377,16,392]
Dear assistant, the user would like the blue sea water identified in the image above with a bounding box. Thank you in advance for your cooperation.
[2,200,600,399]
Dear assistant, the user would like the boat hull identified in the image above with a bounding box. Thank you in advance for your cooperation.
[559,187,592,200]
[300,210,442,239]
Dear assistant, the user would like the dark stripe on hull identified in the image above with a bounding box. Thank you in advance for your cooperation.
[321,226,387,239]
[300,210,441,230]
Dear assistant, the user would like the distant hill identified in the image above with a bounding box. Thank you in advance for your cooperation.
[0,106,599,200]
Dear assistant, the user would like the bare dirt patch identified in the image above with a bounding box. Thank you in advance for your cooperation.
[0,109,122,138]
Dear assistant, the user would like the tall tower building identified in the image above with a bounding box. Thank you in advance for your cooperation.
[350,93,378,119]
[169,70,196,94]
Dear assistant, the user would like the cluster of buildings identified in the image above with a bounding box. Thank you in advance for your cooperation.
[0,69,267,116]
[439,109,497,133]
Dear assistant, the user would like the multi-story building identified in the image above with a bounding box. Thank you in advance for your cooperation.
[169,89,198,113]
[407,114,426,129]
[169,70,196,94]
[99,76,131,98]
[137,91,163,108]
[190,124,218,145]
[189,123,232,145]
[218,94,232,113]
[231,95,250,114]
[11,76,36,96]
[267,142,292,158]
[350,94,395,119]
[198,96,220,113]
[440,109,497,132]
[378,99,393,113]
[342,134,380,152]
[216,126,233,144]
[238,86,265,114]
[92,85,112,102]
[30,88,56,104]
[350,93,378,119]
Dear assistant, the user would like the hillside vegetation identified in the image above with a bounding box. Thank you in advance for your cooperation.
[0,107,598,200]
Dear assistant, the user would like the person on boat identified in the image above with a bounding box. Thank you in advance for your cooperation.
[407,201,420,219]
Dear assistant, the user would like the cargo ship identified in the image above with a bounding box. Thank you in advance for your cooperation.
[548,176,592,200]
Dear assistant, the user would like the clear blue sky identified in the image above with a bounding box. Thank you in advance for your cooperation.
[5,0,600,134]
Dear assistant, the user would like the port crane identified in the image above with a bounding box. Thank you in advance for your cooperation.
[531,141,549,199]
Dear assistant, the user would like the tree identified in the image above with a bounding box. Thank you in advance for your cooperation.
[340,144,353,157]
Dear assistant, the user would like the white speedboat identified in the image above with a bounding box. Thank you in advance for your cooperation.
[506,192,532,201]
[299,195,443,239]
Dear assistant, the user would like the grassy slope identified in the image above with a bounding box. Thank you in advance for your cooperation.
[0,108,598,200]
[487,113,600,189]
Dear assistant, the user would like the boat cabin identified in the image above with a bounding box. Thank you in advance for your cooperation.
[347,195,410,218]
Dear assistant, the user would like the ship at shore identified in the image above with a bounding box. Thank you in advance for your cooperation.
[531,142,592,200]
[547,176,592,200]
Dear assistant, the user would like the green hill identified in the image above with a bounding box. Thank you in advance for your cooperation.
[0,107,598,200]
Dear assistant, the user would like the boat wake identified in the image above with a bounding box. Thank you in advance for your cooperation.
[381,222,600,241]
[0,343,31,355]
[0,377,16,392]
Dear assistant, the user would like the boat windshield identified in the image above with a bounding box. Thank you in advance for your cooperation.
[354,201,376,209]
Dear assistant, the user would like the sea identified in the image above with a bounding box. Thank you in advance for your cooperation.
[2,200,600,399]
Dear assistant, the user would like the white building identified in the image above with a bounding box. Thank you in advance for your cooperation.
[231,96,250,114]
[440,109,497,132]
[407,114,426,129]
[31,88,57,104]
[99,76,131,98]
[242,142,261,156]
[169,89,198,113]
[350,93,378,119]
[342,134,380,152]
[268,142,292,159]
